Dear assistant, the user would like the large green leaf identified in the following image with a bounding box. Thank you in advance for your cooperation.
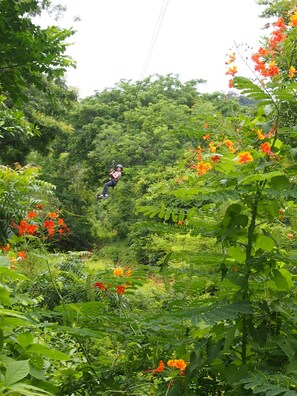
[27,344,69,360]
[4,359,30,386]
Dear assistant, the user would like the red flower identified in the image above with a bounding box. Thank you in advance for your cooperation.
[211,155,220,164]
[28,211,38,218]
[260,142,271,154]
[94,282,105,291]
[17,251,27,260]
[116,285,125,295]
[228,79,234,88]
[19,220,27,236]
[26,224,38,235]
[1,244,10,251]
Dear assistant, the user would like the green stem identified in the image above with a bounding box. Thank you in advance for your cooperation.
[241,187,262,364]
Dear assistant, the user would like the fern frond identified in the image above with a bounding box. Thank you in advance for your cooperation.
[233,77,272,102]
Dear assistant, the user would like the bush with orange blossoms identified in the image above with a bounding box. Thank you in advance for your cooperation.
[237,152,253,164]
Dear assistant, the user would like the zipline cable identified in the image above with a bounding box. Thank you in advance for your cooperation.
[139,0,170,81]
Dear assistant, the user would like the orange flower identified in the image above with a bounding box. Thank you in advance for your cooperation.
[196,161,212,176]
[209,141,216,153]
[177,220,183,225]
[174,359,187,371]
[224,139,233,148]
[145,360,165,374]
[1,244,10,251]
[229,147,236,154]
[116,285,125,295]
[167,359,187,374]
[203,134,210,141]
[167,360,176,368]
[289,66,296,78]
[258,47,269,57]
[28,211,38,218]
[228,79,234,88]
[260,142,271,154]
[273,17,286,30]
[237,152,253,164]
[226,65,238,76]
[225,52,236,64]
[125,268,132,277]
[17,251,27,260]
[26,224,38,235]
[287,233,294,240]
[155,360,165,373]
[211,155,220,163]
[289,11,297,27]
[266,61,279,77]
[257,129,265,140]
[19,220,27,236]
[48,212,59,219]
[113,267,124,277]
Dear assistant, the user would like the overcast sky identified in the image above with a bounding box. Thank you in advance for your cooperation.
[41,0,268,98]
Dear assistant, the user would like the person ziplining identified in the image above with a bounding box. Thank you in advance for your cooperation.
[97,163,123,199]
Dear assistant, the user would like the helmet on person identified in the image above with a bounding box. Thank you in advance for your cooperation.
[116,164,123,169]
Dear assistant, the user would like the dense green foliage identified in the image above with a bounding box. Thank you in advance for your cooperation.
[0,0,297,395]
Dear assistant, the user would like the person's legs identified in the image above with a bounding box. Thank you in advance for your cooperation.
[102,180,114,196]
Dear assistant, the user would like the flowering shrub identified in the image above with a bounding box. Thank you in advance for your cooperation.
[2,205,71,270]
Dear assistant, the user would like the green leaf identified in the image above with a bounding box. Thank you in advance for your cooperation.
[27,344,69,360]
[256,235,275,251]
[270,175,290,191]
[277,336,297,362]
[17,332,34,350]
[5,383,52,395]
[4,359,30,386]
[233,76,272,102]
[268,269,294,291]
[239,171,284,185]
[227,246,246,263]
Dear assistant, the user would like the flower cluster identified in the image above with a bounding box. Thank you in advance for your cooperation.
[250,14,297,80]
[225,52,237,87]
[12,205,70,240]
[94,267,132,296]
[147,359,187,376]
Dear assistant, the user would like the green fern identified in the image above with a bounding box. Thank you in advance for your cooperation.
[233,76,272,102]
